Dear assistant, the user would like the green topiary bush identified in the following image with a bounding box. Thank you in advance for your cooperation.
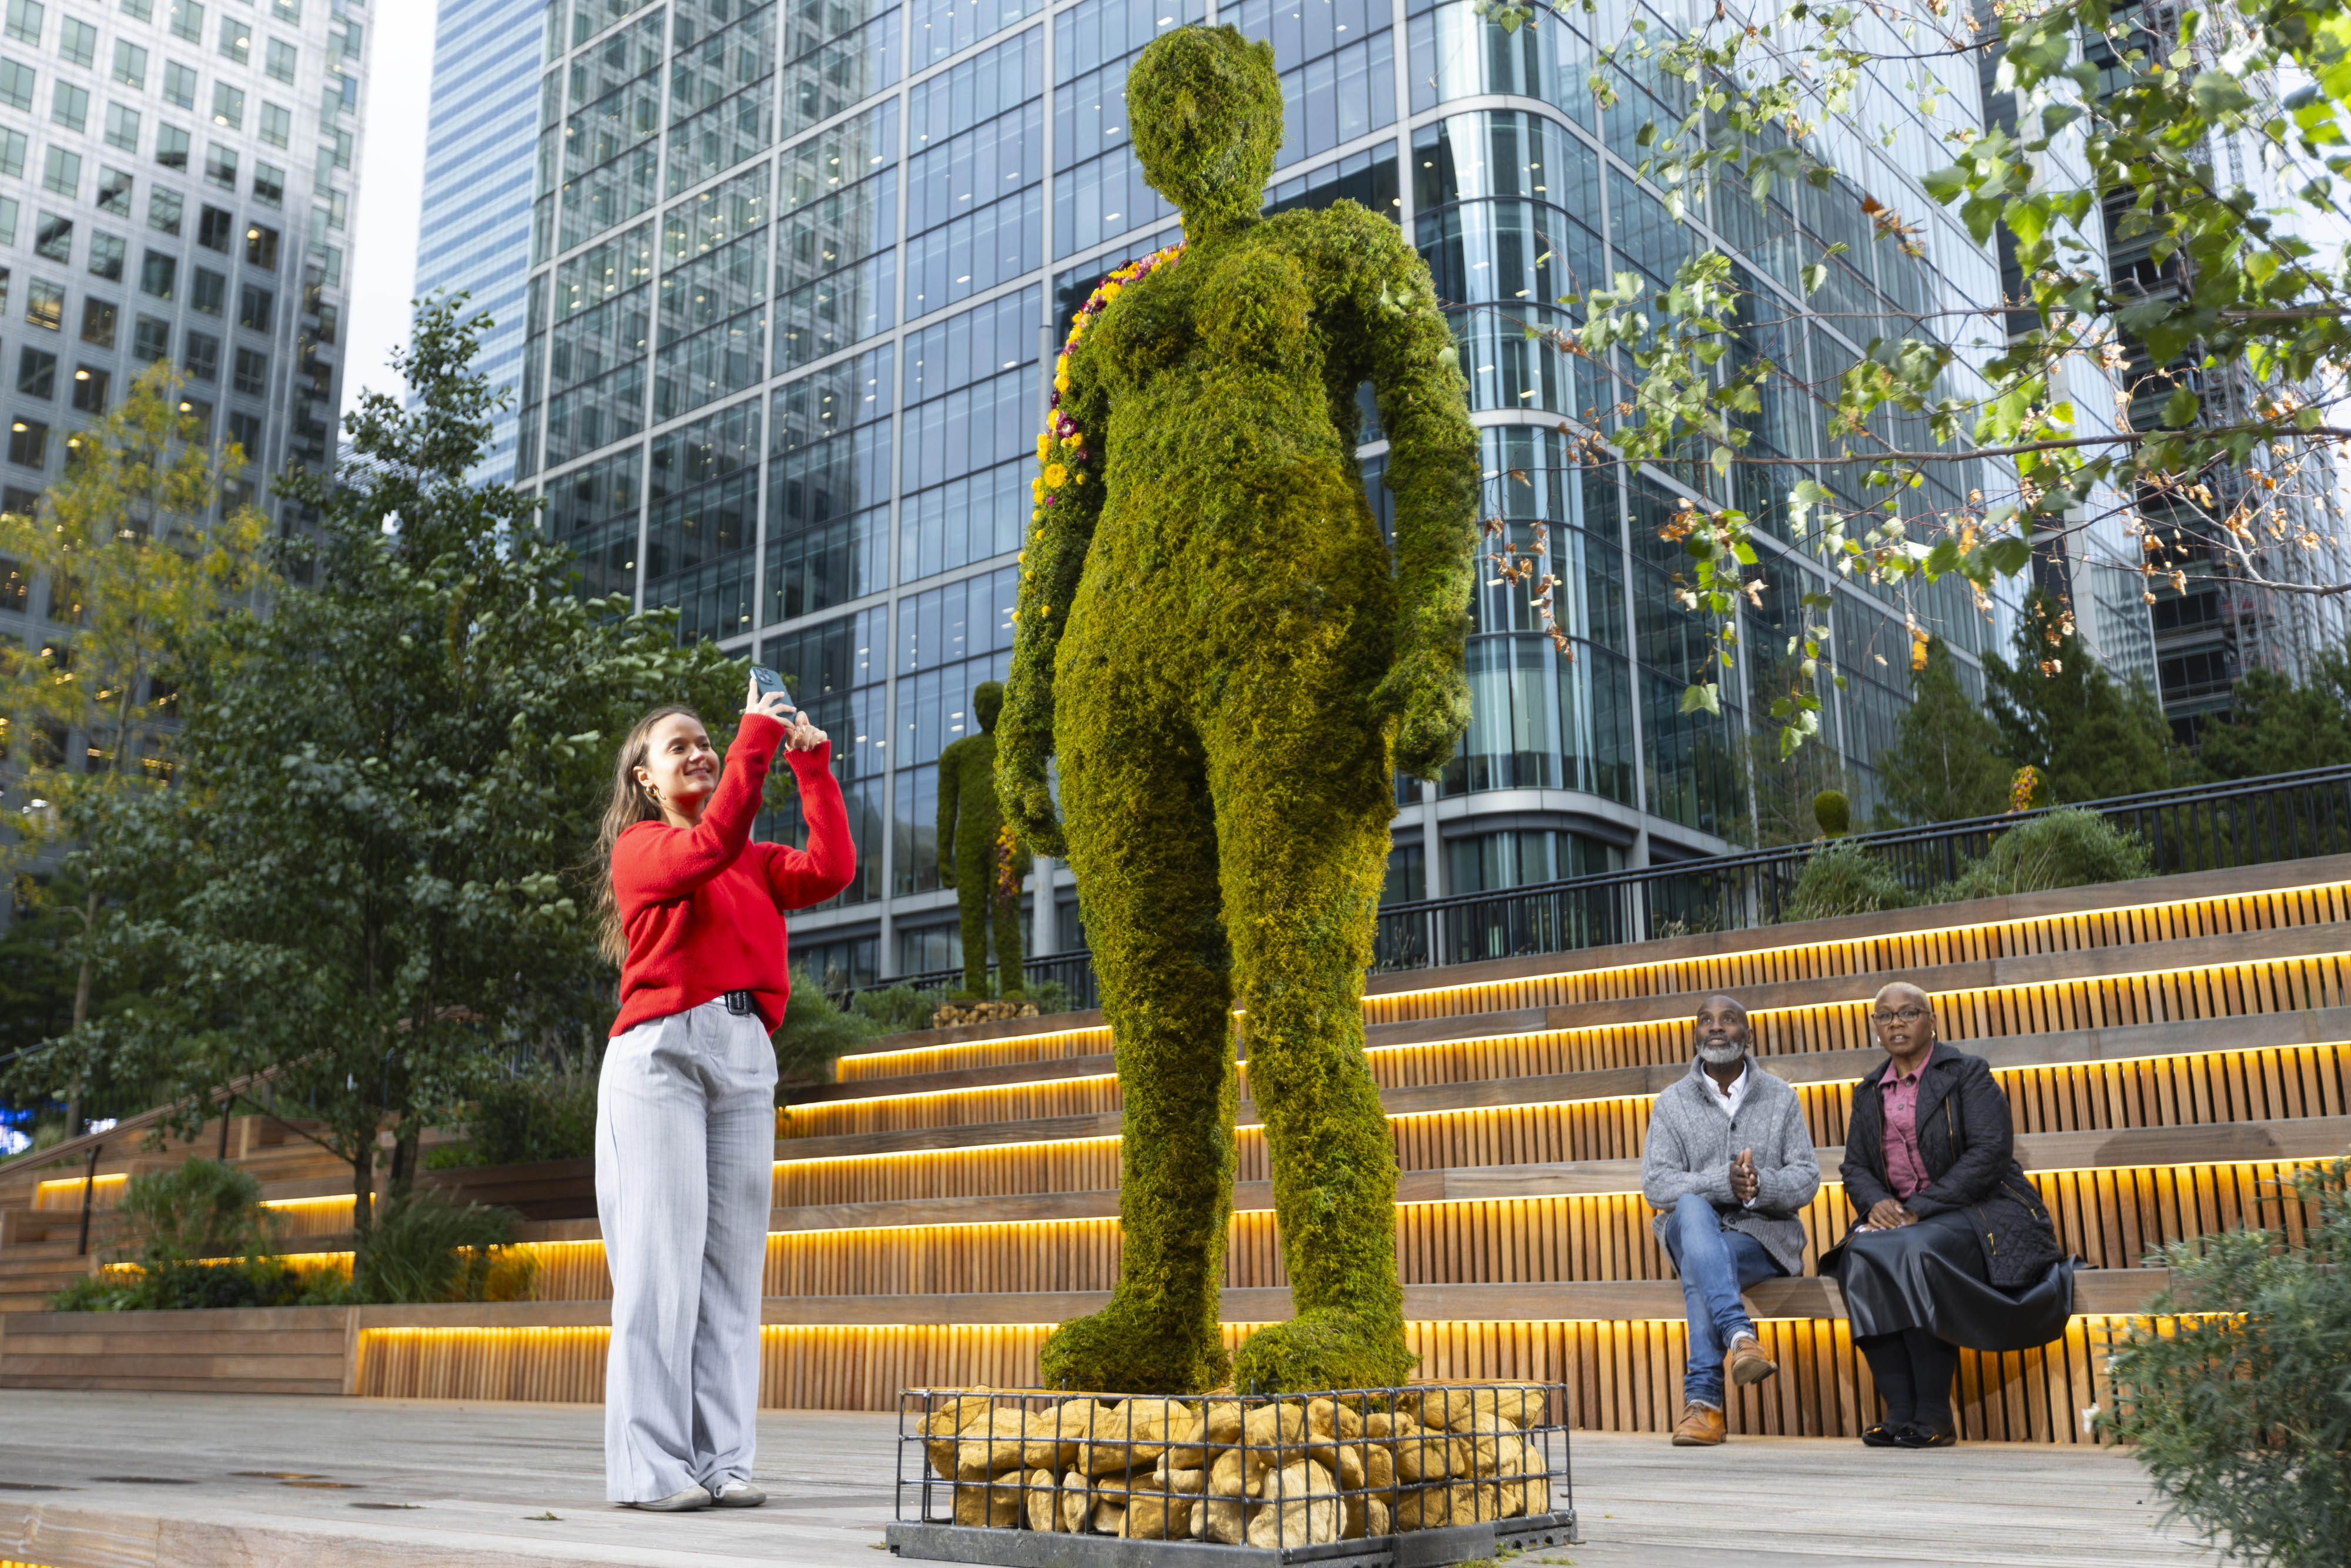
[1784,840,1914,922]
[1934,807,2153,902]
[1811,789,1850,838]
[2095,1159,2351,1567]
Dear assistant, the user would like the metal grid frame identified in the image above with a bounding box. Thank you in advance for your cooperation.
[888,1381,1577,1566]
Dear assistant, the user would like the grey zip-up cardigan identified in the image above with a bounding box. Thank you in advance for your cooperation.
[1642,1057,1821,1276]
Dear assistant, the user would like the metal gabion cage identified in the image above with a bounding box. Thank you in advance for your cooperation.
[891,1381,1574,1563]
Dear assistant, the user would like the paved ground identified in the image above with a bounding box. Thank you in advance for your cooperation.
[0,1392,2221,1568]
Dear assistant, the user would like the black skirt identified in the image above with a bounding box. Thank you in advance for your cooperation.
[1831,1211,2076,1353]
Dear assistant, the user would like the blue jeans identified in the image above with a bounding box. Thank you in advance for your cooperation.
[1662,1192,1783,1409]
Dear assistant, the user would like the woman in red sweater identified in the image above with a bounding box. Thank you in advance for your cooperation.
[591,676,855,1512]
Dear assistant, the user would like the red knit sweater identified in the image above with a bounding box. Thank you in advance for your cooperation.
[609,713,856,1036]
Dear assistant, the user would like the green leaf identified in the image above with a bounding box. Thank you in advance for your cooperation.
[2161,386,2200,427]
[1679,682,1722,716]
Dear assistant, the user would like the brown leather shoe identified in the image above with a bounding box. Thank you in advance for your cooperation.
[1727,1335,1779,1388]
[1671,1403,1726,1446]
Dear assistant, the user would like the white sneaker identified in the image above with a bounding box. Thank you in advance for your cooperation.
[624,1486,714,1512]
[711,1481,766,1509]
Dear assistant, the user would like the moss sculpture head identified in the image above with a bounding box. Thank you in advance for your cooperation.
[1127,25,1284,237]
[973,681,1005,735]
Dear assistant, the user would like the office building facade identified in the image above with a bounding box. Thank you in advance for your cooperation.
[416,0,541,483]
[0,0,366,892]
[516,0,2016,986]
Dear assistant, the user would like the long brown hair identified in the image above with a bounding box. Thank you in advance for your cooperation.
[594,705,706,965]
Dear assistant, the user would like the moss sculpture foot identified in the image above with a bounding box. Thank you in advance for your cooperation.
[1039,1298,1232,1395]
[1232,1306,1416,1395]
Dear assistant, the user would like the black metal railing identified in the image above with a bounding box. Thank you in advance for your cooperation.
[831,765,2351,1007]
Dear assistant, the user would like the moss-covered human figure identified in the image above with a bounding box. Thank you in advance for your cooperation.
[997,25,1479,1393]
[937,681,1029,999]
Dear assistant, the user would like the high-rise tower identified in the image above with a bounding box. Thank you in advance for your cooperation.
[416,0,542,484]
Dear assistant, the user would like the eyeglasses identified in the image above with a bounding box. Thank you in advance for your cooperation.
[1871,1006,1928,1025]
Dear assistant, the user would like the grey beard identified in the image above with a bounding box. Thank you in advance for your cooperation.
[1699,1040,1746,1067]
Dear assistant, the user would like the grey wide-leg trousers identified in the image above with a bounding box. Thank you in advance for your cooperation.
[597,997,776,1502]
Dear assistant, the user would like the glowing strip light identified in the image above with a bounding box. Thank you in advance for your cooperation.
[785,1034,2351,1151]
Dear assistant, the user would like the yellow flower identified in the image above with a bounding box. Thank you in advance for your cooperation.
[1032,477,1045,498]
[1043,463,1069,488]
[1037,433,1051,461]
[1065,427,1081,445]
[1103,282,1123,301]
[1069,471,1084,487]
[1054,368,1071,394]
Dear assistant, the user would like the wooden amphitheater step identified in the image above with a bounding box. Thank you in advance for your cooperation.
[784,920,2351,1141]
[828,855,2351,1085]
[775,959,2351,1161]
[481,1114,2350,1302]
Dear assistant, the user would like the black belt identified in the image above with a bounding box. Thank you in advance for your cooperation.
[721,990,756,1016]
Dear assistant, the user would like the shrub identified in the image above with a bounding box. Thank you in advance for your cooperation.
[112,1158,278,1265]
[1935,807,2153,902]
[773,965,875,1084]
[849,983,952,1036]
[427,1067,598,1170]
[351,1189,532,1305]
[2097,1160,2351,1567]
[1812,789,1850,838]
[48,1158,349,1312]
[1026,977,1076,1016]
[1784,840,1914,922]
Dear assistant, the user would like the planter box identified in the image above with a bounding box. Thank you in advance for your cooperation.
[890,1383,1578,1568]
[0,1306,356,1395]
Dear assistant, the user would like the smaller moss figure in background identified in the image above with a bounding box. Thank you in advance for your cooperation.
[937,681,1031,999]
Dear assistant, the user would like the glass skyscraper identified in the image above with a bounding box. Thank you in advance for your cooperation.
[515,0,2018,985]
[416,0,542,484]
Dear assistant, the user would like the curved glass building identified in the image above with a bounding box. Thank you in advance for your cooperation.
[510,0,2028,985]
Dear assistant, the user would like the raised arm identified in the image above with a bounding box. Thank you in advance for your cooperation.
[998,301,1114,856]
[1322,203,1481,778]
[612,714,785,903]
[754,744,858,910]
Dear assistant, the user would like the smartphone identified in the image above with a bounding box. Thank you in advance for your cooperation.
[749,664,798,715]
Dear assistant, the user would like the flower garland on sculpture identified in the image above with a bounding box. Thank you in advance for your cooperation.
[1030,243,1187,530]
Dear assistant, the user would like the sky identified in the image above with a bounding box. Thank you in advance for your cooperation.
[346,5,440,409]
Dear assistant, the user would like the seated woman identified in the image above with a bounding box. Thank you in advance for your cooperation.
[1826,981,2071,1449]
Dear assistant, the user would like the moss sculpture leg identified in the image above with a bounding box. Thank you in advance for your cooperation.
[1037,660,1235,1394]
[992,877,1026,997]
[1208,529,1411,1395]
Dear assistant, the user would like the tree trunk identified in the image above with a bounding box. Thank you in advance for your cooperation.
[350,1141,376,1244]
[62,889,98,1136]
[387,1125,420,1202]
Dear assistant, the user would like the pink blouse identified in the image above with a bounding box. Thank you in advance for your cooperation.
[1880,1067,1929,1200]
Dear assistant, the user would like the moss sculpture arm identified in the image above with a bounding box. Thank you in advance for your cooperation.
[936,733,962,889]
[1330,205,1481,779]
[997,330,1111,857]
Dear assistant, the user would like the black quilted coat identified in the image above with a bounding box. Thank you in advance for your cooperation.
[1839,1042,2064,1288]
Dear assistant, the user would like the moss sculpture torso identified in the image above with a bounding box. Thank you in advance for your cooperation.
[996,26,1479,1393]
[936,682,1029,998]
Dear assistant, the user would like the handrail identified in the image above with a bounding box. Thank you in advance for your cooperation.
[0,1067,284,1192]
[828,763,2351,1005]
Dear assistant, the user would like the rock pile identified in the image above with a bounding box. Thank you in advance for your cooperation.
[915,1385,1554,1544]
[929,999,1043,1028]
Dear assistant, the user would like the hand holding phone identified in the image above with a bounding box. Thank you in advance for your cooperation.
[745,665,798,723]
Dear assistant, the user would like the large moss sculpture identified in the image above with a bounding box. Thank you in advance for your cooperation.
[996,24,1480,1394]
[937,681,1029,998]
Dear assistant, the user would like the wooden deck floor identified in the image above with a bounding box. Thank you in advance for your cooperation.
[0,1392,2222,1568]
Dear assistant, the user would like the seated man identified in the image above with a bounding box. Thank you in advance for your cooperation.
[1640,994,1822,1446]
